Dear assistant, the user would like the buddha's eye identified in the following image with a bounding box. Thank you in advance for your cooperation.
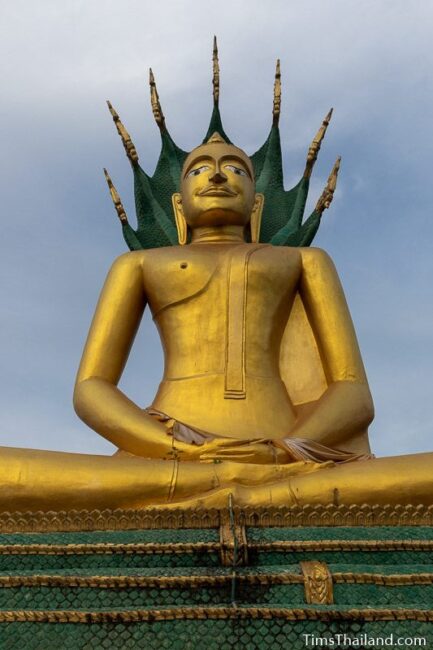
[224,164,247,176]
[187,165,209,178]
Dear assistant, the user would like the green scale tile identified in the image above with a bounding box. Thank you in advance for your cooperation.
[248,549,433,565]
[0,584,235,609]
[0,525,432,648]
[246,526,433,542]
[0,551,221,572]
[333,582,433,607]
[0,564,302,578]
[0,610,432,650]
[0,529,219,545]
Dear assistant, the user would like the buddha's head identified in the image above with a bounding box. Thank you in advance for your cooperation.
[172,133,264,244]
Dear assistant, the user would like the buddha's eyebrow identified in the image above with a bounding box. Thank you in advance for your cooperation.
[183,156,213,178]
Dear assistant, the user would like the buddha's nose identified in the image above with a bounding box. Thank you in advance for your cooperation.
[208,169,227,184]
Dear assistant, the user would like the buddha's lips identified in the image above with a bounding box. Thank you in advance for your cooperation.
[198,186,237,197]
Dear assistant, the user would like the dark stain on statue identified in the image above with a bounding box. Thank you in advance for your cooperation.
[333,488,340,507]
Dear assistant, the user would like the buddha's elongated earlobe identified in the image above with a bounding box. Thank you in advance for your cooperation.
[250,193,264,243]
[172,193,188,245]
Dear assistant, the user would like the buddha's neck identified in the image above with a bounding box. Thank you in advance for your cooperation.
[190,225,246,245]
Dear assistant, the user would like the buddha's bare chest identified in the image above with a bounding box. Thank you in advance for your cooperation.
[143,244,302,319]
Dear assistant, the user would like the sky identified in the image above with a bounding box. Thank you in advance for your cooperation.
[0,0,433,458]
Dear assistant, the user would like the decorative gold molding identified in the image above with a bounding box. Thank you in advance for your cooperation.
[219,508,248,567]
[272,59,281,126]
[315,156,341,214]
[103,168,128,224]
[2,571,431,590]
[237,503,433,528]
[106,101,138,165]
[212,35,220,105]
[304,108,333,179]
[0,607,432,623]
[0,508,222,533]
[0,542,219,556]
[248,540,433,552]
[333,572,433,586]
[149,68,166,131]
[219,518,235,567]
[1,503,432,533]
[0,573,304,589]
[301,561,333,605]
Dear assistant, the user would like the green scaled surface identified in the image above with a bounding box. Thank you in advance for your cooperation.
[1,525,433,648]
[129,130,187,249]
[1,618,433,650]
[203,104,232,145]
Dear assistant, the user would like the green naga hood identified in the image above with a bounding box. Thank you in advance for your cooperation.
[104,38,341,251]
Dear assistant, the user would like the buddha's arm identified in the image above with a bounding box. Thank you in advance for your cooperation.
[288,248,374,447]
[73,252,172,458]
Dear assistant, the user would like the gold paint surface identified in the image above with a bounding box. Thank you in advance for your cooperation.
[224,245,263,399]
[1,140,432,512]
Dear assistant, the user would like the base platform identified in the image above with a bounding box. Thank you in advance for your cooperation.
[0,504,432,649]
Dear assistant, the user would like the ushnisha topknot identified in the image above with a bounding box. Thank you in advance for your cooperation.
[104,37,340,251]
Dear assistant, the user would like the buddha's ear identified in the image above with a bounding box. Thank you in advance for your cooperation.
[172,193,188,246]
[250,193,264,243]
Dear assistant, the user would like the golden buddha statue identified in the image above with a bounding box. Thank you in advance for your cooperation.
[1,44,432,513]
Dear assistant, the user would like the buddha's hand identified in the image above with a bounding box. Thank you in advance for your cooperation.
[198,438,291,464]
[165,437,258,462]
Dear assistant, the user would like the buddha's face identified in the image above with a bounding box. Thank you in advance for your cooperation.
[179,142,256,228]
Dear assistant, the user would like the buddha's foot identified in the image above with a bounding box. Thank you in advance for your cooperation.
[169,452,433,509]
[165,481,296,509]
[168,459,333,509]
[214,458,334,487]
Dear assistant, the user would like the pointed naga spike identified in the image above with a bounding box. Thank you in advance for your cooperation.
[106,101,139,165]
[304,107,334,179]
[103,168,128,224]
[272,59,281,126]
[149,68,166,131]
[315,156,341,214]
[212,35,220,105]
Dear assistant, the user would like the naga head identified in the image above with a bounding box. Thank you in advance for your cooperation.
[104,37,340,251]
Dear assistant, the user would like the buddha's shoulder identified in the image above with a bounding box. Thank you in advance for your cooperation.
[297,246,337,270]
[109,246,220,280]
[109,247,192,267]
[108,250,148,271]
[110,246,336,268]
